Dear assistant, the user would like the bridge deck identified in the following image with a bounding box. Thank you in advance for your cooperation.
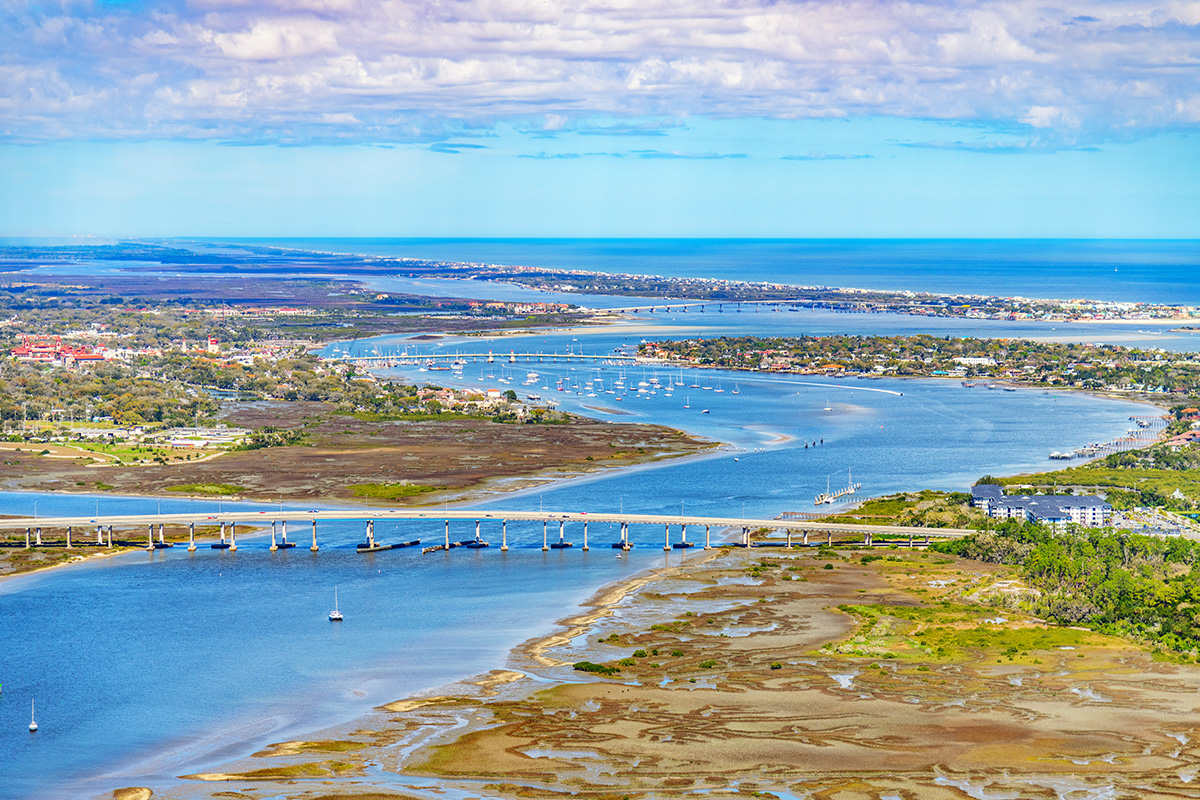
[0,508,973,539]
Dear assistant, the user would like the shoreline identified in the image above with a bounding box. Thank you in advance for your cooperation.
[154,523,1200,799]
[155,545,730,796]
[0,438,724,582]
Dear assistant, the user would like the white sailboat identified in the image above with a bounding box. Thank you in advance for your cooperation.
[29,698,37,732]
[328,587,343,621]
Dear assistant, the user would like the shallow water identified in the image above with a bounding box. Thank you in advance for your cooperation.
[0,275,1168,798]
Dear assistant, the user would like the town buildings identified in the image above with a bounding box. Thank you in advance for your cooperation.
[972,484,1112,529]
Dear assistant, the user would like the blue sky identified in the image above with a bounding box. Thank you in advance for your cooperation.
[2,0,1199,237]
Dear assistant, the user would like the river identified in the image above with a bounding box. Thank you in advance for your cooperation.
[0,299,1160,799]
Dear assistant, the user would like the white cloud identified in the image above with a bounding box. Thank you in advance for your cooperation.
[1,0,1198,142]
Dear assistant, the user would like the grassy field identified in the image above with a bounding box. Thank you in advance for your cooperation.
[823,490,984,527]
[68,441,211,465]
[826,602,1111,664]
[165,483,245,495]
[349,482,442,500]
[999,465,1200,502]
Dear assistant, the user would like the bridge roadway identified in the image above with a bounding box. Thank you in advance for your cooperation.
[0,507,973,550]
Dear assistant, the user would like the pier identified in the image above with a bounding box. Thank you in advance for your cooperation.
[0,507,972,554]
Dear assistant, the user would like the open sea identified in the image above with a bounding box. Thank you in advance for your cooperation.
[206,238,1200,305]
[0,238,1194,798]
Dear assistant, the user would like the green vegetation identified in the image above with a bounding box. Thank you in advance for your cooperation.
[348,482,441,501]
[997,442,1200,509]
[572,661,620,676]
[824,489,980,528]
[934,521,1200,657]
[828,602,1106,662]
[209,761,357,779]
[641,334,1200,397]
[165,483,245,495]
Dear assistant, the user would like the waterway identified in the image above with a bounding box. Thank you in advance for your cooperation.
[0,297,1166,800]
[199,238,1200,306]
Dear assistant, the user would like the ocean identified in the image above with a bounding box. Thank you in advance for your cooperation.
[205,238,1200,305]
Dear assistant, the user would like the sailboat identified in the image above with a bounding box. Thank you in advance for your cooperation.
[684,396,690,409]
[823,399,833,411]
[29,698,37,732]
[328,587,343,621]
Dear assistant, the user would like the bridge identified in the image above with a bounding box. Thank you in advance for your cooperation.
[600,299,869,314]
[0,508,973,554]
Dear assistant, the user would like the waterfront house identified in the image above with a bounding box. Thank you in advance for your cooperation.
[970,484,1005,512]
[988,494,1112,529]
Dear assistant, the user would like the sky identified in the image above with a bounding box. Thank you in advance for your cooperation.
[1,0,1199,238]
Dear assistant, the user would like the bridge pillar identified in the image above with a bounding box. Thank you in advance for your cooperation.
[158,523,165,545]
[270,521,278,551]
[66,526,71,549]
[445,520,450,551]
[664,523,671,551]
[803,530,809,546]
[786,529,791,548]
[107,525,113,548]
[476,519,482,544]
[368,520,375,548]
[558,519,565,546]
[281,521,288,545]
[924,534,930,547]
[310,519,319,552]
[35,527,41,546]
[146,524,154,550]
[229,523,237,551]
[25,527,29,549]
[96,525,103,545]
[742,527,749,548]
[864,531,871,547]
[704,524,711,550]
[501,520,508,552]
[908,534,914,548]
[542,520,549,552]
[827,530,833,546]
[188,522,196,552]
[681,524,687,545]
[622,522,631,551]
[219,522,226,546]
[583,521,589,551]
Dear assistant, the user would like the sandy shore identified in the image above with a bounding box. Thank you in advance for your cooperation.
[140,538,1200,800]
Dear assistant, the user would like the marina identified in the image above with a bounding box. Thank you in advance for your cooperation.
[814,468,862,506]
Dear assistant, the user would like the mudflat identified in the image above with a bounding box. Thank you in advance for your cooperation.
[168,544,1200,800]
[0,401,714,505]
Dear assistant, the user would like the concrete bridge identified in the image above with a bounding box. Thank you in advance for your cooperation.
[0,508,974,554]
[600,299,873,315]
